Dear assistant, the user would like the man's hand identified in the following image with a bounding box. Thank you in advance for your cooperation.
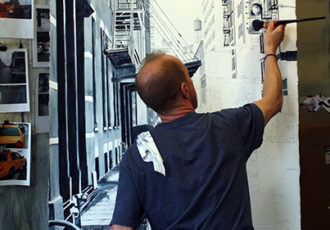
[264,21,286,54]
[254,20,286,126]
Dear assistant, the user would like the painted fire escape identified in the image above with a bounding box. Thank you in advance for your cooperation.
[105,0,145,81]
[114,0,142,49]
[107,0,201,80]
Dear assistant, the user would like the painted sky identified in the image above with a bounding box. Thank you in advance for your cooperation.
[154,0,202,45]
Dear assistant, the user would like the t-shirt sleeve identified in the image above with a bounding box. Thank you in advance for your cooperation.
[228,103,264,159]
[110,153,143,228]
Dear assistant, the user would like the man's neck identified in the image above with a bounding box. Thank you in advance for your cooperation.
[158,106,195,123]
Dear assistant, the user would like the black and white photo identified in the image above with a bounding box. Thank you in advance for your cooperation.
[35,72,49,133]
[33,5,50,67]
[0,49,30,112]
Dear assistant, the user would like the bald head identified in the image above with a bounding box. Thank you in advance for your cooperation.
[136,53,189,113]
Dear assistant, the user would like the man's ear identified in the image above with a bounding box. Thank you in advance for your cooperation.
[180,82,190,98]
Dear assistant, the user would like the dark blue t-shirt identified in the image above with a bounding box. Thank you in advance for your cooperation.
[111,104,264,230]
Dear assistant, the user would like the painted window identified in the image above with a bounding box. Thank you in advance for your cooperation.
[100,28,108,129]
[92,17,98,131]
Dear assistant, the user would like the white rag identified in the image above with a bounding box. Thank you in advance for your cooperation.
[136,131,166,176]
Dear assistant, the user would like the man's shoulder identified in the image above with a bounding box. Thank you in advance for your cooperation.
[212,103,262,119]
[120,144,139,169]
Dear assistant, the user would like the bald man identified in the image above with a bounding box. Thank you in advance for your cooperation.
[110,21,285,230]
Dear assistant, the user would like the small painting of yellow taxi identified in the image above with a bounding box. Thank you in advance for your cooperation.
[0,121,25,148]
[0,150,27,180]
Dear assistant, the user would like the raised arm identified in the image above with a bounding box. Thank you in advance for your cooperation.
[254,21,286,126]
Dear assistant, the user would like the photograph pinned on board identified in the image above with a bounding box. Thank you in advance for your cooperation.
[33,5,50,67]
[0,48,30,112]
[0,121,31,186]
[38,73,49,116]
[0,0,34,38]
[35,72,49,133]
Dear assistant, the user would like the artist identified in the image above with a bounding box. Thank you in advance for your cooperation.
[110,21,286,230]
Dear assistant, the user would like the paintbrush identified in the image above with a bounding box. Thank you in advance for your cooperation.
[252,16,326,31]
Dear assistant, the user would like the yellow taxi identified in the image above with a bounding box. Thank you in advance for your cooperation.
[0,123,25,148]
[0,150,27,179]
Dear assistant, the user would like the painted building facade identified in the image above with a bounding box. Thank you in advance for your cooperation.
[48,0,151,227]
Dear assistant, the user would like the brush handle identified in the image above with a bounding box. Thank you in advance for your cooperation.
[275,16,326,26]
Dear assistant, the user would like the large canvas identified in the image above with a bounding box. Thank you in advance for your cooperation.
[0,122,31,186]
[0,0,34,38]
[47,0,301,229]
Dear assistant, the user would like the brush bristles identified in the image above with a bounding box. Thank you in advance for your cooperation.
[252,19,264,31]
